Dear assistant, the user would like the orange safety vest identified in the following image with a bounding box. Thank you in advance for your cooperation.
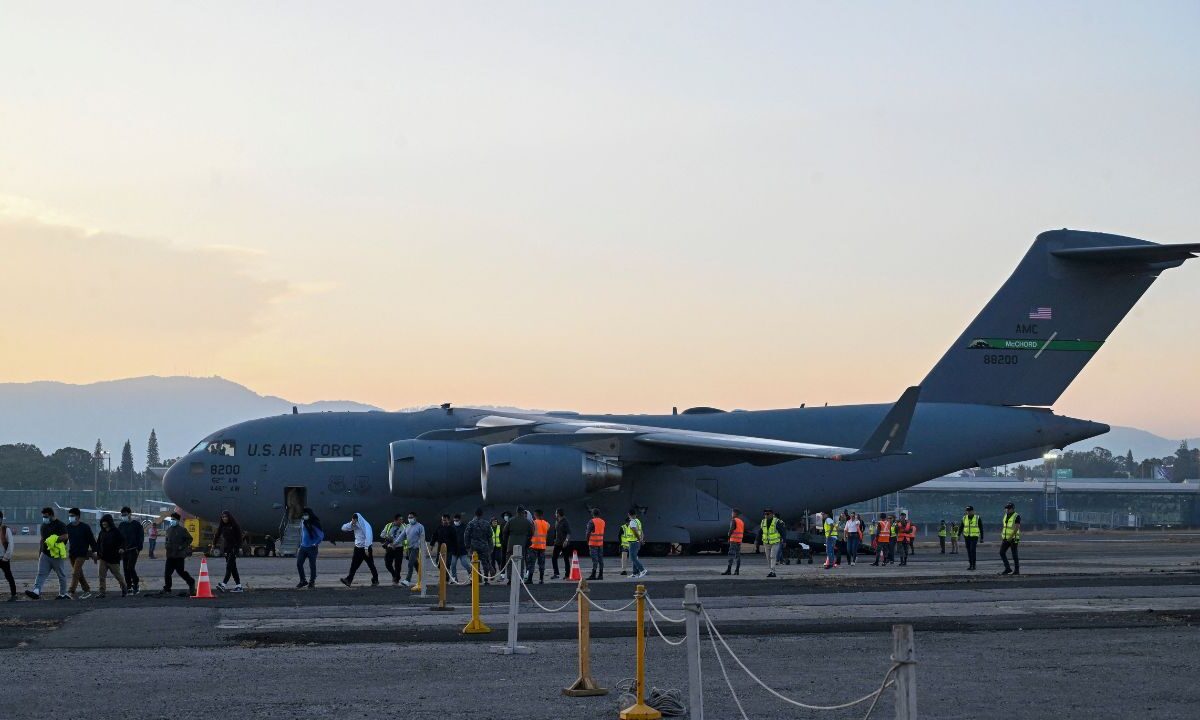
[729,517,744,544]
[530,518,550,550]
[588,518,606,547]
[898,522,915,541]
[877,520,892,541]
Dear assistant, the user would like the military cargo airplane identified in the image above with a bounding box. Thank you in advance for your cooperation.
[163,229,1198,551]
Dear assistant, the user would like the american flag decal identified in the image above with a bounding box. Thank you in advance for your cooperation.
[1028,307,1052,320]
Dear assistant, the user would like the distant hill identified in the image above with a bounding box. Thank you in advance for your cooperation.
[0,376,381,469]
[1065,425,1199,462]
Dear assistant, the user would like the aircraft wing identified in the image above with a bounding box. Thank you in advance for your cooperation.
[462,386,919,467]
[55,502,162,520]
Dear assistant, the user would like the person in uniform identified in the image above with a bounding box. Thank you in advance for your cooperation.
[895,513,914,566]
[722,508,745,576]
[999,502,1021,575]
[937,520,947,554]
[872,513,890,566]
[526,509,550,584]
[949,521,960,554]
[618,519,631,575]
[822,510,838,569]
[585,509,605,580]
[958,505,982,570]
[625,509,647,578]
[760,508,784,577]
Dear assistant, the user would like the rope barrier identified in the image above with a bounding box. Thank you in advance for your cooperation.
[703,611,898,712]
[644,593,686,623]
[518,574,580,613]
[646,603,688,647]
[705,613,749,720]
[580,593,637,613]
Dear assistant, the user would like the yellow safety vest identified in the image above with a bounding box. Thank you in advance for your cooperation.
[961,515,980,538]
[938,525,947,537]
[760,517,781,545]
[45,535,67,559]
[823,519,838,540]
[621,521,639,545]
[492,525,502,548]
[1001,513,1020,542]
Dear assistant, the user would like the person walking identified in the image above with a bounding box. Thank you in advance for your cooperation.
[845,512,861,566]
[65,508,97,599]
[618,519,631,575]
[296,508,324,588]
[999,502,1021,576]
[822,511,839,569]
[526,509,550,584]
[464,509,494,584]
[94,514,128,598]
[161,513,195,596]
[26,507,69,600]
[400,513,425,587]
[0,510,17,601]
[950,521,960,554]
[585,509,605,580]
[147,522,158,558]
[722,508,745,576]
[759,508,784,577]
[490,516,505,582]
[339,512,379,587]
[959,506,982,571]
[429,514,457,583]
[381,514,405,585]
[117,508,144,595]
[450,514,471,584]
[550,508,572,580]
[212,511,244,592]
[502,507,532,585]
[626,508,647,578]
[938,520,948,554]
[872,513,891,566]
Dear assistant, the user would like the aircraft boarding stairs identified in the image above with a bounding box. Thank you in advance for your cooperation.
[277,516,303,557]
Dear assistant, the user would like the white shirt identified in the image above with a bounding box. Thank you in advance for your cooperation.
[845,519,861,534]
[341,513,373,549]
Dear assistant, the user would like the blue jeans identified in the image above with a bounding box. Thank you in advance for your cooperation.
[628,541,645,575]
[451,553,470,580]
[34,554,68,595]
[847,536,860,561]
[296,545,318,583]
[825,539,837,565]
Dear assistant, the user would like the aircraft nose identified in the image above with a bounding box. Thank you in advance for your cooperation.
[162,458,190,506]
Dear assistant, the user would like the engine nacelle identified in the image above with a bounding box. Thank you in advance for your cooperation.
[481,443,622,504]
[390,440,482,498]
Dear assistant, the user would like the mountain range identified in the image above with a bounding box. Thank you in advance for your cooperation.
[0,376,1194,470]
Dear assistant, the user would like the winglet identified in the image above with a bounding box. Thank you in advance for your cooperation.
[842,386,920,460]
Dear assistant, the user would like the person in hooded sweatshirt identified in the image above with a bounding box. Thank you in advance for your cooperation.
[296,507,324,589]
[339,512,379,587]
[65,508,97,599]
[94,514,128,598]
[211,510,244,592]
[116,507,144,595]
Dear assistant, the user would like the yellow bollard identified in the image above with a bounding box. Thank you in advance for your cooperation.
[410,547,423,593]
[563,579,607,696]
[463,552,492,634]
[619,584,661,720]
[431,544,454,611]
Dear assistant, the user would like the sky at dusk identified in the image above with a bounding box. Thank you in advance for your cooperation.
[2,2,1197,436]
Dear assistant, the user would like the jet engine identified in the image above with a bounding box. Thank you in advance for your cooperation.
[481,443,622,504]
[390,440,482,498]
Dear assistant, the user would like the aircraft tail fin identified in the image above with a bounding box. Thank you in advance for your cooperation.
[920,229,1199,406]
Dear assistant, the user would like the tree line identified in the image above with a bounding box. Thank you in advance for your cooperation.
[0,429,174,491]
[997,442,1199,481]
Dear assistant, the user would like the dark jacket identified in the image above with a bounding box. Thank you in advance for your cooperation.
[452,522,467,553]
[95,525,126,563]
[65,521,97,559]
[39,518,67,556]
[212,520,243,553]
[554,517,571,547]
[431,524,460,555]
[502,515,533,552]
[164,523,193,559]
[118,519,144,551]
[464,516,492,552]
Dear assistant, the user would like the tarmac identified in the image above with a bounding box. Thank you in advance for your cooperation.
[2,531,1199,719]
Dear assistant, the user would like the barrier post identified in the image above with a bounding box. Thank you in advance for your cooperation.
[619,584,662,720]
[463,552,492,634]
[409,546,423,594]
[563,579,607,697]
[892,624,917,720]
[489,545,531,654]
[431,544,454,611]
[682,584,703,720]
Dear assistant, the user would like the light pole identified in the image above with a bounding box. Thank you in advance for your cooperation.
[1043,451,1059,528]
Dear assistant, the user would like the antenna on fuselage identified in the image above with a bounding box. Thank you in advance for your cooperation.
[293,406,298,415]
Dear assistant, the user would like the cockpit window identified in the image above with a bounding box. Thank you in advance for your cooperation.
[191,439,209,453]
[205,439,236,457]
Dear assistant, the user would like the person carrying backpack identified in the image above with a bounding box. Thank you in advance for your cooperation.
[296,507,324,588]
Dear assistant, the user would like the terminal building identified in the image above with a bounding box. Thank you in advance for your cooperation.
[864,477,1200,531]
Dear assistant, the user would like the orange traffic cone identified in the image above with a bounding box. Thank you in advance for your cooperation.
[193,556,216,599]
[568,550,582,581]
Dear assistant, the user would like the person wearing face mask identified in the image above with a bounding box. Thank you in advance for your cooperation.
[449,513,470,584]
[0,510,17,600]
[380,513,405,585]
[147,522,158,559]
[26,507,69,600]
[116,507,144,595]
[160,513,196,596]
[400,513,425,587]
[65,508,98,599]
[429,514,460,584]
[464,509,494,585]
[94,514,128,598]
[296,508,324,588]
[212,511,244,592]
[339,512,379,587]
[490,516,505,582]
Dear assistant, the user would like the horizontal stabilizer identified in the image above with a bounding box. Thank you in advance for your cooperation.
[1052,243,1200,266]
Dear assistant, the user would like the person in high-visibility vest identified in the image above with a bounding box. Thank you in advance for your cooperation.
[958,505,982,571]
[526,509,551,584]
[872,513,892,566]
[759,508,783,577]
[999,502,1021,575]
[490,517,505,581]
[822,510,839,569]
[625,509,646,578]
[585,508,605,580]
[895,512,915,566]
[937,520,948,554]
[949,521,960,554]
[722,508,745,576]
[380,513,404,585]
